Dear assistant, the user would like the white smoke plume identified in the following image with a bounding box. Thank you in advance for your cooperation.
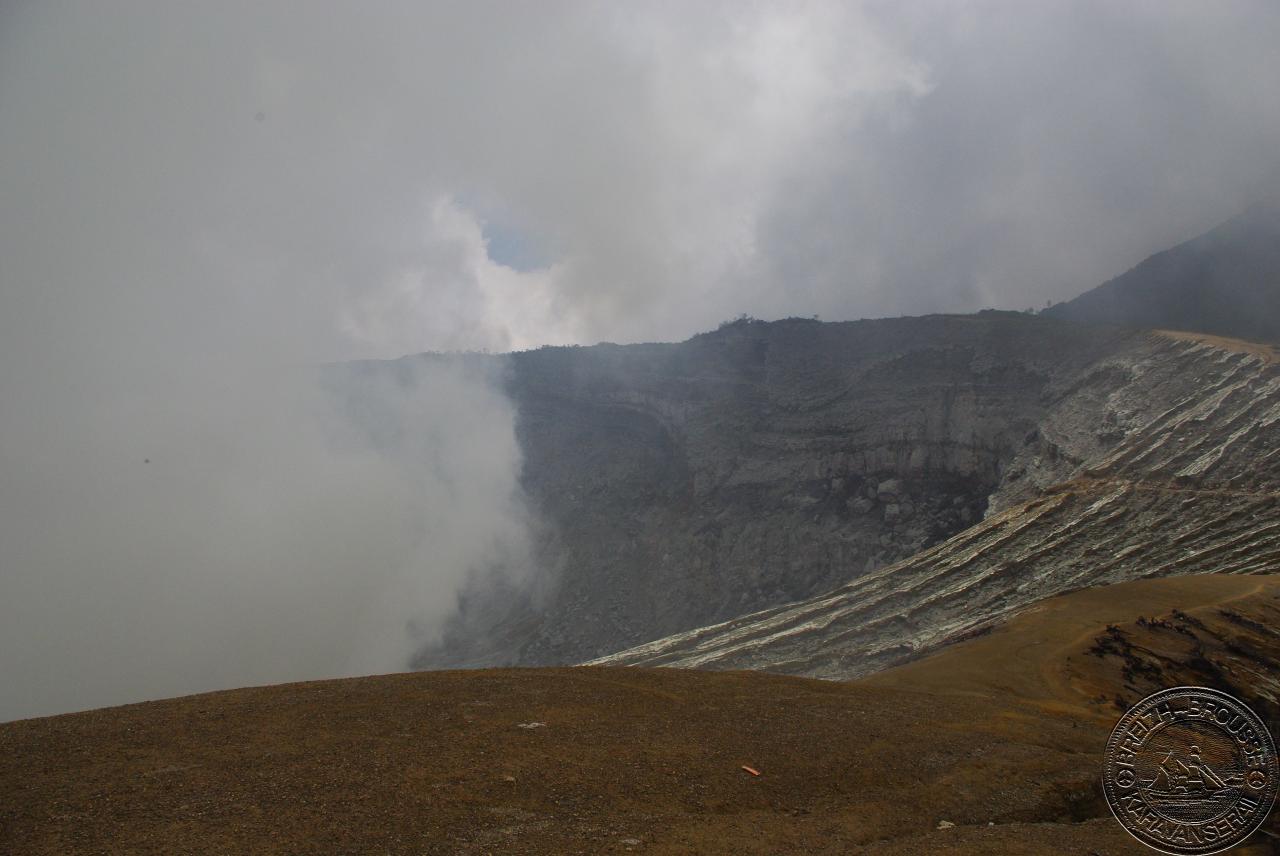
[3,0,1280,719]
[0,335,533,722]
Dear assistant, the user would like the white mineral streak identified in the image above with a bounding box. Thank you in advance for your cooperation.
[589,336,1280,679]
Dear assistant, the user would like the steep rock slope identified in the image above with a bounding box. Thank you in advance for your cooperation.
[592,333,1280,677]
[413,314,1134,667]
[1044,204,1280,343]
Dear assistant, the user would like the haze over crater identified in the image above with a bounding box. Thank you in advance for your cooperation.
[2,1,1279,720]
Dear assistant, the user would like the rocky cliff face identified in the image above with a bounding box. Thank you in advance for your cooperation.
[591,332,1280,678]
[401,313,1137,668]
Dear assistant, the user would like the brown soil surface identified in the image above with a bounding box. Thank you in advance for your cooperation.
[4,574,1279,855]
[1154,328,1280,363]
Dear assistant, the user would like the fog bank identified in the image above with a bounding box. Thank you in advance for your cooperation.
[3,0,1280,718]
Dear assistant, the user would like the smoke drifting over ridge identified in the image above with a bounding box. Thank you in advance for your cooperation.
[2,1,1279,719]
[0,4,539,720]
[9,3,1278,355]
[0,345,534,722]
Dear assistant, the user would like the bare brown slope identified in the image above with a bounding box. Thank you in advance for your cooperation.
[867,573,1280,712]
[4,574,1279,855]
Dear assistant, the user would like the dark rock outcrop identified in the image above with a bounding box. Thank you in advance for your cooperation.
[1043,204,1280,343]
[592,333,1280,677]
[405,313,1136,667]
[333,206,1280,682]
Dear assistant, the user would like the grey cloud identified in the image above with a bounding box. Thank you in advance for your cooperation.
[6,3,1280,354]
[748,2,1280,323]
[2,1,1278,719]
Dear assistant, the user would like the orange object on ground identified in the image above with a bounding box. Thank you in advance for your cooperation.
[741,765,760,776]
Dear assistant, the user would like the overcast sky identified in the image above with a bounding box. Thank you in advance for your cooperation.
[3,1,1280,720]
[4,1,1279,359]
